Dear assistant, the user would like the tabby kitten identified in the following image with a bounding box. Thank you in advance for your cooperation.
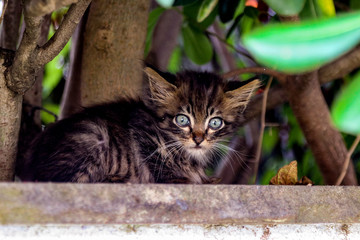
[25,67,259,183]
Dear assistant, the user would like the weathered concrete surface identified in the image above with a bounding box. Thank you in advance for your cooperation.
[1,223,360,240]
[0,183,360,224]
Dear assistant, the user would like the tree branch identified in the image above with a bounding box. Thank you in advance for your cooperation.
[0,0,22,50]
[5,0,91,95]
[283,72,357,185]
[222,67,287,84]
[37,0,91,66]
[26,0,79,17]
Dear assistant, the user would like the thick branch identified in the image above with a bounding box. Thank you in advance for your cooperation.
[5,12,43,94]
[283,72,357,185]
[37,0,91,66]
[0,0,22,50]
[5,0,91,95]
[26,0,79,17]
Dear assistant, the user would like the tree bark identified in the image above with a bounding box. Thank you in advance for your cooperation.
[16,15,51,178]
[81,0,149,106]
[0,50,21,181]
[283,72,357,185]
[0,0,22,51]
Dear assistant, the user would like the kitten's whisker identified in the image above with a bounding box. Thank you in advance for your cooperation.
[213,142,252,173]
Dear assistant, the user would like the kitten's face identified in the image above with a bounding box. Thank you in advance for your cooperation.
[145,68,260,165]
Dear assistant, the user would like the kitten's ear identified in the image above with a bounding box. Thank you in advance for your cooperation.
[224,79,261,111]
[144,67,177,103]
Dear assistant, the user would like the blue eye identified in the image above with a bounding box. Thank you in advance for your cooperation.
[175,114,190,127]
[208,117,223,130]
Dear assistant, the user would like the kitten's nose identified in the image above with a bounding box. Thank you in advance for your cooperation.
[192,132,204,145]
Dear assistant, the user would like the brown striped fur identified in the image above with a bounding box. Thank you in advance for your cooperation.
[23,67,259,183]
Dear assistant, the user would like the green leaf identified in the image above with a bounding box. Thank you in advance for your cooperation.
[167,46,182,73]
[197,0,218,22]
[156,0,175,8]
[181,24,213,65]
[183,0,218,31]
[144,7,166,57]
[242,11,360,73]
[263,0,306,16]
[331,72,360,134]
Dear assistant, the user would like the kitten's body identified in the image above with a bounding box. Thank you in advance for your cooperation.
[25,68,259,183]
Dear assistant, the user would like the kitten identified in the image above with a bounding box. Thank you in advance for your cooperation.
[24,67,260,183]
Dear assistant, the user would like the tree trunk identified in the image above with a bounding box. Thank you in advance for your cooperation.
[16,15,51,178]
[81,0,149,106]
[0,50,22,181]
[283,72,358,185]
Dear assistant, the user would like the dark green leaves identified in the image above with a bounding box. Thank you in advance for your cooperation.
[181,24,213,65]
[242,11,360,73]
[332,72,360,134]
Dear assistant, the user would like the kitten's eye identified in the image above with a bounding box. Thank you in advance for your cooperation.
[208,117,223,130]
[175,114,190,127]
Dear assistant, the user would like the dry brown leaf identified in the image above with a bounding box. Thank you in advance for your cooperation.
[269,161,314,185]
[269,161,298,185]
[296,176,314,186]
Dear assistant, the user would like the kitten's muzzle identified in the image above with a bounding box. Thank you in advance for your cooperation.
[192,132,205,145]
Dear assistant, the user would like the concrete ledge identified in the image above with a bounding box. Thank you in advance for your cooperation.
[0,183,360,225]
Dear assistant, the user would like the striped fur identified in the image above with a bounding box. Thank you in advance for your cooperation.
[25,68,259,183]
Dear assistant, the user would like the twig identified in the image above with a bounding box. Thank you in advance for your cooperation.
[253,76,273,183]
[0,0,8,25]
[335,135,360,186]
[222,67,286,84]
[206,30,255,62]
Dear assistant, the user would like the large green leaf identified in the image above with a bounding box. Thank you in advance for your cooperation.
[242,11,360,73]
[263,0,306,16]
[181,24,213,65]
[332,72,360,134]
